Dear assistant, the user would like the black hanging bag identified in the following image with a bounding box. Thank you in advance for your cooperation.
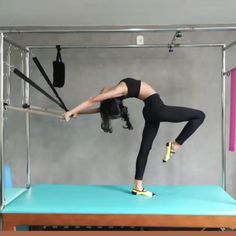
[53,45,65,88]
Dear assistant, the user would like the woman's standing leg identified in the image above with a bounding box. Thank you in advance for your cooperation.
[133,121,159,195]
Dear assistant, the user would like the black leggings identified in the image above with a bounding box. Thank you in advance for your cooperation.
[135,93,205,180]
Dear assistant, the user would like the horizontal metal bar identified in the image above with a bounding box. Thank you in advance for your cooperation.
[5,105,63,119]
[2,24,236,33]
[3,38,29,53]
[28,43,224,50]
[225,40,236,50]
[174,43,225,48]
[29,105,62,114]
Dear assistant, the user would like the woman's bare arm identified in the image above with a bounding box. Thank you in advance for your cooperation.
[64,83,126,122]
[79,107,100,115]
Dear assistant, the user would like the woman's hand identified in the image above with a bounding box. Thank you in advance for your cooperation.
[64,111,78,122]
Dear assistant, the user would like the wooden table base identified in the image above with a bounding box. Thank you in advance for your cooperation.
[2,214,236,231]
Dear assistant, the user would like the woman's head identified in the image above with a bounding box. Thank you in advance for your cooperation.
[100,98,133,133]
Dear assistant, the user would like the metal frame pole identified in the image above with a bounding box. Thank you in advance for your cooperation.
[29,42,226,190]
[3,38,29,53]
[29,42,226,189]
[2,24,236,33]
[0,33,5,209]
[225,40,236,50]
[24,47,31,189]
[221,45,227,190]
[6,45,11,104]
[27,43,224,50]
[21,52,25,104]
[2,32,230,193]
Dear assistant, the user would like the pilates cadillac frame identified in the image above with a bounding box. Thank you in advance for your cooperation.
[1,25,236,229]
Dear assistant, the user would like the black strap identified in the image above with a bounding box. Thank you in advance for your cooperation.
[32,57,68,111]
[56,45,62,62]
[13,68,67,111]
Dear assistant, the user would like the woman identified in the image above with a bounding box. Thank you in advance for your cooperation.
[64,78,205,197]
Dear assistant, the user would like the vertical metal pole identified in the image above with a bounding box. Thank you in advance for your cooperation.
[0,33,5,209]
[221,45,227,190]
[21,52,25,104]
[6,45,11,104]
[24,48,31,189]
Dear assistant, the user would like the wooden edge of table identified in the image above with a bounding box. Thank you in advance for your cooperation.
[1,214,236,231]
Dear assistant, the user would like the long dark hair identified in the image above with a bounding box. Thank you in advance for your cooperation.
[100,98,133,133]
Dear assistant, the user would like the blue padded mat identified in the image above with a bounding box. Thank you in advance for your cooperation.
[1,184,236,215]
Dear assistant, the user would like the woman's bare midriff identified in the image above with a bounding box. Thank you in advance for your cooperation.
[138,81,157,101]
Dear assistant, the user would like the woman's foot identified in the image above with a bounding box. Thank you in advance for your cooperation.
[131,188,156,197]
[132,180,156,197]
[163,141,181,162]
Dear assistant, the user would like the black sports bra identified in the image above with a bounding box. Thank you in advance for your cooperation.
[119,78,141,98]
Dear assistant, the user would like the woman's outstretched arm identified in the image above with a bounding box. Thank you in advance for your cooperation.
[64,83,126,122]
[79,107,100,115]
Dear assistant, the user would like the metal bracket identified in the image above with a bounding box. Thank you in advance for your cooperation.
[168,31,182,52]
[222,68,236,77]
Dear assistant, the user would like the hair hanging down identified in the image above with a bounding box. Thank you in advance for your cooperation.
[100,98,133,133]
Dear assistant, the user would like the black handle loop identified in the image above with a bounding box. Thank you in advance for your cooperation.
[56,45,63,62]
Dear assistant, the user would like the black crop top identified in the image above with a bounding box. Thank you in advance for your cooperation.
[119,78,141,98]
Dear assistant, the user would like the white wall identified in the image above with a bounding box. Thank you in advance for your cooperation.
[0,0,236,27]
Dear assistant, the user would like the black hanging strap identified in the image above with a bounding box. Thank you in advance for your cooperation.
[53,45,65,88]
[56,45,62,62]
[32,57,68,111]
[13,68,67,111]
